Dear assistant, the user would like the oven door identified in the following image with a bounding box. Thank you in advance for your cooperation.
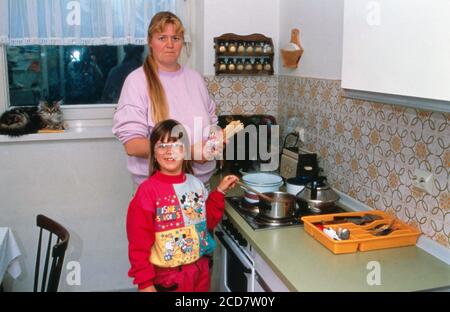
[215,229,255,292]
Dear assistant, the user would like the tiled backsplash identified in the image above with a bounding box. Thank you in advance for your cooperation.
[205,76,278,117]
[206,75,449,249]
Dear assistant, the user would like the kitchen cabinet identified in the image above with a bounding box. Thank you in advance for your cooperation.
[253,250,290,292]
[341,0,450,112]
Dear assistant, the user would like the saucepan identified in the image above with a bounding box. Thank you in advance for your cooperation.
[258,192,298,219]
[237,181,297,219]
[241,173,283,204]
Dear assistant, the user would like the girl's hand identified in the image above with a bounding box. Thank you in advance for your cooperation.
[139,285,157,292]
[217,175,239,194]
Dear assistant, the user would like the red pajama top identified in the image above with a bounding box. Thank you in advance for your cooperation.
[126,171,225,289]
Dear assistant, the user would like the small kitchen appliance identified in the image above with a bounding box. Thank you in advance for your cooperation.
[218,114,277,175]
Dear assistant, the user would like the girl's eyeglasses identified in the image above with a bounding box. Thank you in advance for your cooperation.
[155,142,184,153]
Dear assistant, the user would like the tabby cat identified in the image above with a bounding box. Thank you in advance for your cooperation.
[0,100,65,137]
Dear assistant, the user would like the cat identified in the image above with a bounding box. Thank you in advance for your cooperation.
[0,100,65,137]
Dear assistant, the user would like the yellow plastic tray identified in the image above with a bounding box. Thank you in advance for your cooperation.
[301,211,421,254]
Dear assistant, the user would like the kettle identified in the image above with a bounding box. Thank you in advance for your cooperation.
[296,176,340,213]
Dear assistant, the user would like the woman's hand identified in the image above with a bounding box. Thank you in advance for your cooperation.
[191,139,224,164]
[217,175,239,194]
[139,285,157,292]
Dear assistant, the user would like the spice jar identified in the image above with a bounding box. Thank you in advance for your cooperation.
[246,42,254,53]
[228,42,237,53]
[237,41,245,53]
[219,59,227,72]
[263,59,272,71]
[236,59,244,71]
[255,58,263,71]
[255,42,264,53]
[227,59,236,71]
[244,59,253,71]
[263,43,273,53]
[218,42,227,53]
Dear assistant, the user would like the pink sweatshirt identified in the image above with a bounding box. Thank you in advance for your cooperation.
[112,66,217,185]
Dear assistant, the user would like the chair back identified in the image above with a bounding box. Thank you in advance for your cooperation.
[34,214,70,292]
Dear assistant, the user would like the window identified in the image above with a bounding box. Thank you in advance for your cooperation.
[7,44,146,106]
[0,0,194,122]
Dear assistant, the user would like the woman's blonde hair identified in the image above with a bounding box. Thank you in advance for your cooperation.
[144,11,185,124]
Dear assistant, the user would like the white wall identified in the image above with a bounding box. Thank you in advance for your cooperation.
[1,138,134,291]
[279,0,344,79]
[192,0,205,74]
[201,0,280,76]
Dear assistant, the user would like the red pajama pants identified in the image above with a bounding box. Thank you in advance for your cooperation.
[152,257,211,292]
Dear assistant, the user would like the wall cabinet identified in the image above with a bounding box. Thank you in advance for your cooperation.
[341,0,450,112]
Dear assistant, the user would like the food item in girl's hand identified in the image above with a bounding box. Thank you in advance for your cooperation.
[224,120,244,139]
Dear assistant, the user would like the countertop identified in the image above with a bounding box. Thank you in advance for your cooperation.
[212,173,450,292]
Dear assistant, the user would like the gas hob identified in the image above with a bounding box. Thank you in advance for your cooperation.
[226,196,348,231]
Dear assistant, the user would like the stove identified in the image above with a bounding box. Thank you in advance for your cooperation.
[226,196,348,231]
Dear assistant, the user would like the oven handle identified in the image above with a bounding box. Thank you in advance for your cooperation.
[215,230,252,274]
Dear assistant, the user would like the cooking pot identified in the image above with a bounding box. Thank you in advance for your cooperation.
[258,192,297,219]
[242,173,283,204]
[296,176,340,213]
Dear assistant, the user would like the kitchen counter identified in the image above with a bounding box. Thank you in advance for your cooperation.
[212,173,450,292]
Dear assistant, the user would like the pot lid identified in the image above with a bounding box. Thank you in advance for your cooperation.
[297,176,340,204]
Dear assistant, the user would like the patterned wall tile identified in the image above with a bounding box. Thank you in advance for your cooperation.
[276,75,450,250]
[205,75,278,117]
[206,74,449,249]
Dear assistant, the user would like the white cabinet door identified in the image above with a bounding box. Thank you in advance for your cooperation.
[342,0,450,112]
[253,250,290,292]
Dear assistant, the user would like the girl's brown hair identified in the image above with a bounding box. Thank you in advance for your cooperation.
[149,119,193,177]
[144,11,185,124]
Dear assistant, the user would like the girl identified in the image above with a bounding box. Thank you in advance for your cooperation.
[127,119,238,292]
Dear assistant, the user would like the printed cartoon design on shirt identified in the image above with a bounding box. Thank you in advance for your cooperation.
[195,221,216,256]
[154,194,184,232]
[178,191,206,225]
[150,225,199,267]
[149,174,217,268]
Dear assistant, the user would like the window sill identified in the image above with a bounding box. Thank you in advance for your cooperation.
[0,125,115,143]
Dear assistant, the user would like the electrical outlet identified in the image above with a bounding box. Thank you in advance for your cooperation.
[411,169,434,194]
[295,127,305,142]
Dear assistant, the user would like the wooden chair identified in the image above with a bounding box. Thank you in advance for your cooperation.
[34,215,70,292]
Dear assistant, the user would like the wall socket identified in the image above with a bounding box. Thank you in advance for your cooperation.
[295,127,305,142]
[412,169,434,194]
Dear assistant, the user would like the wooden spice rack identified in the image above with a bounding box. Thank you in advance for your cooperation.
[214,33,274,76]
[301,210,421,254]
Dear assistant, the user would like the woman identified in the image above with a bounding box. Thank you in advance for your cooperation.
[112,12,219,186]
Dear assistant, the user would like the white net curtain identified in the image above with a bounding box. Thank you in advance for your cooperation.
[0,0,190,46]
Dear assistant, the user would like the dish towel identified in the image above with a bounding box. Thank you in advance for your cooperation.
[0,227,22,282]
